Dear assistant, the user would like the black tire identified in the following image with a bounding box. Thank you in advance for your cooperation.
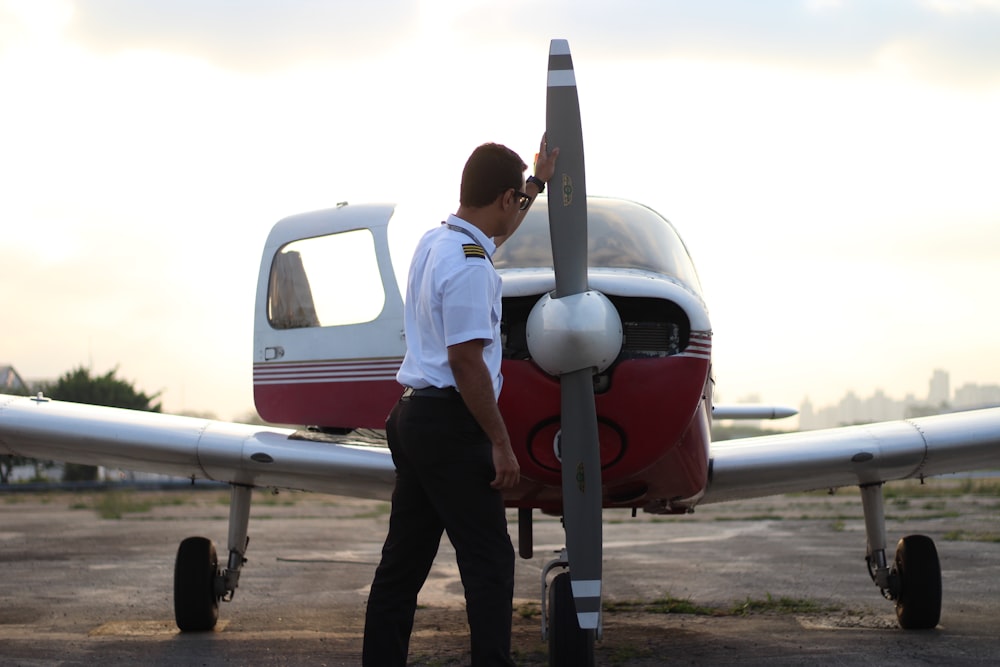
[174,536,220,632]
[548,572,595,667]
[894,534,942,629]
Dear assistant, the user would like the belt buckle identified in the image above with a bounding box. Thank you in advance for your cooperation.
[401,387,416,399]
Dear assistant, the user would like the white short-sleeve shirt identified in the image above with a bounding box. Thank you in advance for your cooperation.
[395,214,504,398]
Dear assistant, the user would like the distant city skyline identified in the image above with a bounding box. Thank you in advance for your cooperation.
[799,369,1000,431]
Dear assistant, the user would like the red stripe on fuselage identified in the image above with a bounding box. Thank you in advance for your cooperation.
[253,359,404,428]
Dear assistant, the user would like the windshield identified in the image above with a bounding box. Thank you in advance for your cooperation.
[493,197,701,290]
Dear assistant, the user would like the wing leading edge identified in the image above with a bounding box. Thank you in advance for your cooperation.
[0,393,395,499]
[705,407,1000,504]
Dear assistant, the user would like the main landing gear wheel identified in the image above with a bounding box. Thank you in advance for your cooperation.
[174,536,221,632]
[893,534,942,629]
[548,572,596,667]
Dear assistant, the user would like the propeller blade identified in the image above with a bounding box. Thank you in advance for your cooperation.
[546,38,588,299]
[558,369,603,630]
[546,38,603,631]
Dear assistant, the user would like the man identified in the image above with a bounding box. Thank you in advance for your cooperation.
[362,136,558,666]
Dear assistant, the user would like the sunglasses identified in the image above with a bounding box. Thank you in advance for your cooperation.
[513,189,531,211]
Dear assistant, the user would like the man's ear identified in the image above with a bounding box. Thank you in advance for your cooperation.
[499,188,514,211]
[492,189,506,211]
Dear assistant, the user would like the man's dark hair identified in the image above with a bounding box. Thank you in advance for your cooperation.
[460,143,528,208]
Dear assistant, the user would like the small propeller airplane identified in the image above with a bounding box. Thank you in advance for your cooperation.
[2,39,1000,667]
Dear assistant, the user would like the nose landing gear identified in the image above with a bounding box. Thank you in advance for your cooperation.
[541,549,597,667]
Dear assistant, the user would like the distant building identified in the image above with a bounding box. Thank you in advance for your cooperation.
[953,382,1000,410]
[1,365,29,394]
[928,369,950,406]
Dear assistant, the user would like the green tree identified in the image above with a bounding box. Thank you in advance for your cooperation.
[0,455,54,484]
[0,446,44,485]
[41,366,162,412]
[40,366,162,482]
[0,376,55,484]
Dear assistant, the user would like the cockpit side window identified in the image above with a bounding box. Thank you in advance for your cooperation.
[267,229,385,329]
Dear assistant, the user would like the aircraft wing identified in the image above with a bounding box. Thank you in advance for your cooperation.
[712,404,798,420]
[5,392,999,505]
[704,407,1000,504]
[0,393,395,499]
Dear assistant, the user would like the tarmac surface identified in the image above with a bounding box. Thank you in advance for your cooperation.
[0,480,998,666]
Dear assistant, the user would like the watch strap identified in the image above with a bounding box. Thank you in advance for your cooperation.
[526,175,545,193]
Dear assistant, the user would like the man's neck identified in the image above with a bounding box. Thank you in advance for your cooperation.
[454,205,498,239]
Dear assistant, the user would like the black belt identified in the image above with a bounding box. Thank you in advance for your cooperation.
[401,386,459,399]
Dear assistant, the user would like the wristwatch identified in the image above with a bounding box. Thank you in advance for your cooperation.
[526,175,545,193]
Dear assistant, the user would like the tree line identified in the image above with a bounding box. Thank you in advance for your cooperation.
[1,366,160,484]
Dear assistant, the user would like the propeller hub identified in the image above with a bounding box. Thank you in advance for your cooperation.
[525,290,623,376]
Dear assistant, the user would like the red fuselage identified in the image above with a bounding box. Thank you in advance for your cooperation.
[500,354,711,513]
[253,352,712,514]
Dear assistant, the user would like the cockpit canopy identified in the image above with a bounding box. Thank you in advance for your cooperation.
[493,196,702,293]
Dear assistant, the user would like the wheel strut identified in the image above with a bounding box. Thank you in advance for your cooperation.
[859,482,897,597]
[217,484,253,601]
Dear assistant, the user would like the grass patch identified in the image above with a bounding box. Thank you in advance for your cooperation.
[603,592,839,619]
[254,489,301,506]
[515,602,541,619]
[730,593,838,616]
[791,514,868,522]
[350,503,392,519]
[94,491,154,519]
[883,478,1000,499]
[601,644,657,665]
[1,492,60,506]
[943,530,1000,543]
[604,595,721,616]
[885,511,960,521]
[63,490,200,519]
[406,655,452,667]
[794,478,1000,499]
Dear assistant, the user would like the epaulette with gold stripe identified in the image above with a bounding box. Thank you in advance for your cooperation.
[463,243,488,260]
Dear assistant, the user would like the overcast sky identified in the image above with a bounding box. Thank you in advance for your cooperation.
[3,0,999,423]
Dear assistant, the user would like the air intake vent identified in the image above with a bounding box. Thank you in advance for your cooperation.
[622,322,682,357]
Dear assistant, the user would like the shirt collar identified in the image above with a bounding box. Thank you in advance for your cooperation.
[445,214,497,256]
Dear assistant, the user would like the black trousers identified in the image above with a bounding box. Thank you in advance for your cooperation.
[362,393,516,667]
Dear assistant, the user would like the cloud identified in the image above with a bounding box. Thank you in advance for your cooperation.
[47,1,1000,87]
[456,0,1000,88]
[877,7,1000,86]
[921,0,1000,14]
[64,0,418,70]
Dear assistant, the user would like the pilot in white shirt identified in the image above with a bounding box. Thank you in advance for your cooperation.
[395,213,503,399]
[363,137,558,667]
